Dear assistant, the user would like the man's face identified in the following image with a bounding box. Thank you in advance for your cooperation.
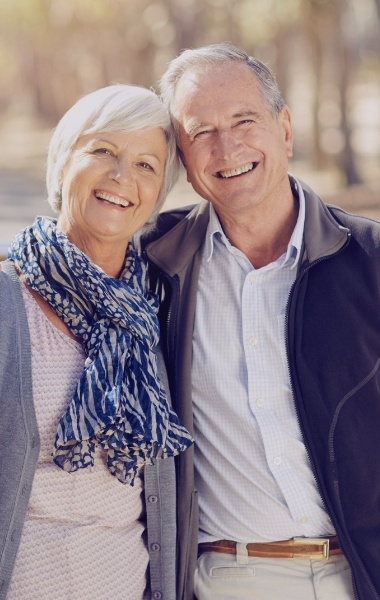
[174,62,293,221]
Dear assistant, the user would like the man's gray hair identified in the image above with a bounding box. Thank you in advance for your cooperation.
[46,84,179,226]
[159,42,286,127]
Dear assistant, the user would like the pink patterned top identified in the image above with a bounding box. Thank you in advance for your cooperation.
[7,283,149,600]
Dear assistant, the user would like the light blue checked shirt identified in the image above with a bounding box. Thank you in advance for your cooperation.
[192,178,335,543]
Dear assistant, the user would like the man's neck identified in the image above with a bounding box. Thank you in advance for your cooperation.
[216,195,299,269]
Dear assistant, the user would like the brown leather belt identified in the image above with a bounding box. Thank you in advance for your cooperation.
[198,536,341,560]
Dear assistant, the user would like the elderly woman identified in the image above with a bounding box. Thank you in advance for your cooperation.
[0,84,192,600]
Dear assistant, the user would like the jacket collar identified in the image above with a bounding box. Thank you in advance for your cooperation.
[146,176,350,276]
[146,200,210,277]
[297,177,350,265]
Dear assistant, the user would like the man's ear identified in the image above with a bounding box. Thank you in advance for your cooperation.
[281,106,293,158]
[177,146,191,181]
[178,146,186,168]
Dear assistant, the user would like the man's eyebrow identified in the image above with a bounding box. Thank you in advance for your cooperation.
[187,122,210,136]
[186,110,261,136]
[232,110,261,119]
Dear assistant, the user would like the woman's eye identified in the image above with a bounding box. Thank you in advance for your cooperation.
[94,147,115,156]
[139,162,154,171]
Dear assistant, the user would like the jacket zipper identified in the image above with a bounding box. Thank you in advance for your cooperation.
[284,234,377,600]
[284,254,339,525]
[161,272,181,399]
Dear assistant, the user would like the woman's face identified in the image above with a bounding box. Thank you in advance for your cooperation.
[58,128,167,252]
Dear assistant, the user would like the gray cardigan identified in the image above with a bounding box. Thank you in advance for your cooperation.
[0,261,176,600]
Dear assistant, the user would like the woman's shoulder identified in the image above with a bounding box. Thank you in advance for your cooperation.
[0,259,13,275]
[0,260,17,284]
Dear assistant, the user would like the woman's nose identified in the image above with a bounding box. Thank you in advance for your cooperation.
[110,157,132,184]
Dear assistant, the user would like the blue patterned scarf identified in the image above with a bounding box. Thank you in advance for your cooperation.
[9,216,192,484]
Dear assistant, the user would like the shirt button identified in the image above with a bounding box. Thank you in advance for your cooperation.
[273,456,282,466]
[248,336,258,346]
[152,592,162,600]
[148,495,158,504]
[151,543,161,551]
[249,274,256,284]
[299,516,309,525]
[256,398,264,407]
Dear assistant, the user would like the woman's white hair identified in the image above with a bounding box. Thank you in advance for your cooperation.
[46,84,179,227]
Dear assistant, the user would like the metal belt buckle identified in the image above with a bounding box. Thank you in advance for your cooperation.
[293,537,330,559]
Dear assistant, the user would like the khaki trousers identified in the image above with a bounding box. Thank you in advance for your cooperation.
[195,546,355,600]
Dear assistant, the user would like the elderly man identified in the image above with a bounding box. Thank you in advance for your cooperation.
[141,43,380,600]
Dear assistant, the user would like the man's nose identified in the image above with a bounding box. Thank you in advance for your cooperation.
[215,130,240,159]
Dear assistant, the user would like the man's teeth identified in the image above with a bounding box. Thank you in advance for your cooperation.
[219,163,254,178]
[95,192,130,207]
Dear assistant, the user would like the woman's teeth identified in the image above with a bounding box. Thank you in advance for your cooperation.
[95,192,130,207]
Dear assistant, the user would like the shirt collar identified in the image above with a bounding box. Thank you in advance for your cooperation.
[204,203,225,262]
[204,175,305,269]
[283,176,305,269]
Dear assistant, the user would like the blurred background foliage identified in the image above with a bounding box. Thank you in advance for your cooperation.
[0,0,379,191]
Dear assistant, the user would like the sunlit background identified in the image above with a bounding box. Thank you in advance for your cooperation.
[1,0,380,252]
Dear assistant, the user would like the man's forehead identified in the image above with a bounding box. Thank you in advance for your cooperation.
[174,63,260,105]
[174,66,264,128]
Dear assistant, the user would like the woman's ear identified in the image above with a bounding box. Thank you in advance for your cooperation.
[57,166,64,192]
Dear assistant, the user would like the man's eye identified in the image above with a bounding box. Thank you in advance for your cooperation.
[194,130,210,139]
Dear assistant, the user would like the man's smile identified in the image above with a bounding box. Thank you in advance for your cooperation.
[216,161,258,178]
